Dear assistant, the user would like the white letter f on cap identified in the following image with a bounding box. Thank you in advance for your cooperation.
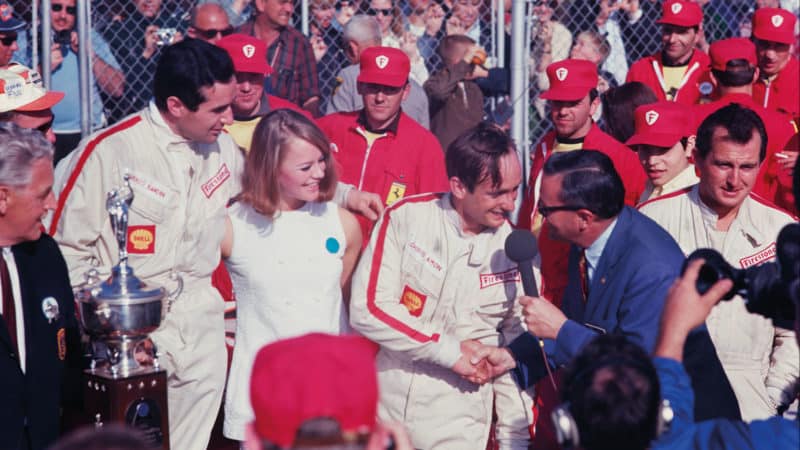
[645,110,659,126]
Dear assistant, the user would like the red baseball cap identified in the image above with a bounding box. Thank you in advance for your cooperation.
[540,59,598,101]
[752,8,796,45]
[626,101,695,148]
[216,33,273,75]
[709,38,756,71]
[250,333,379,448]
[657,0,703,28]
[357,46,410,87]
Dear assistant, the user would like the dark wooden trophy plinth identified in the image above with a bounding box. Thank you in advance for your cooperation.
[83,368,170,449]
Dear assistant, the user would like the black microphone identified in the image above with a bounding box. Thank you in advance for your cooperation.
[505,229,540,297]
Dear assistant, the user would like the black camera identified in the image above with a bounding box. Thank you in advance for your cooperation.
[53,29,72,57]
[682,223,800,327]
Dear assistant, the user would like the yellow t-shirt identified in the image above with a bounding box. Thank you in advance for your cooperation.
[662,65,688,101]
[225,117,262,153]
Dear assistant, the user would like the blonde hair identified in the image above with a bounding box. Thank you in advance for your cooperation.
[238,110,338,218]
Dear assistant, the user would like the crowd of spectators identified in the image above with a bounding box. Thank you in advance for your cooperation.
[3,0,797,154]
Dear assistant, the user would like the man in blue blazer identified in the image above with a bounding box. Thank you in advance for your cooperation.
[471,150,739,421]
[0,123,80,450]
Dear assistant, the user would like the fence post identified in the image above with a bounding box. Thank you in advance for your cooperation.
[77,0,91,137]
[510,0,528,221]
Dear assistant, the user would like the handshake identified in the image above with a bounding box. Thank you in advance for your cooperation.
[451,340,517,385]
[450,294,568,385]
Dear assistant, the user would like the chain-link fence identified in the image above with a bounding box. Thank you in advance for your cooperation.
[9,0,796,147]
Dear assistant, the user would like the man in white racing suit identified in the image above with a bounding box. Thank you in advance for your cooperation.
[51,40,243,450]
[350,123,537,450]
[639,103,799,421]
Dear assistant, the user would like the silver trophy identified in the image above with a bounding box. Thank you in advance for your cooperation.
[75,174,183,377]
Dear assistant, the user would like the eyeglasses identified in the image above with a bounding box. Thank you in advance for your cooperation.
[36,118,54,135]
[0,33,17,46]
[193,26,234,39]
[537,200,584,217]
[367,7,393,16]
[52,4,77,15]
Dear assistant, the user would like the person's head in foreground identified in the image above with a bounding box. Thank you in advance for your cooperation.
[556,334,666,450]
[246,333,412,450]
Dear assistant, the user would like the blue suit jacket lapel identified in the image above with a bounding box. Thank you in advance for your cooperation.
[585,207,633,316]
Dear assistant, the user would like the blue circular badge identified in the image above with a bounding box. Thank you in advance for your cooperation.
[325,237,340,254]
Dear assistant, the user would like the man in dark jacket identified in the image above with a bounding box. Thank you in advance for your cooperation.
[0,123,80,450]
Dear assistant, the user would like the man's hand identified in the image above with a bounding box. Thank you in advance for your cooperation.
[654,258,732,361]
[452,340,492,383]
[70,30,79,54]
[310,35,328,62]
[424,3,445,36]
[50,43,64,71]
[346,189,384,221]
[143,25,160,59]
[520,295,567,339]
[468,343,517,383]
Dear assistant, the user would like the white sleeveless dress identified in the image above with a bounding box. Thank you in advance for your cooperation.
[222,200,349,440]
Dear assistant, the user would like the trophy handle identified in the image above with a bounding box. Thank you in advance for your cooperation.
[84,268,101,286]
[165,271,183,312]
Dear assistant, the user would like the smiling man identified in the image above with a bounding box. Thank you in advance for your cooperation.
[626,0,710,105]
[51,39,243,450]
[318,46,447,241]
[350,122,536,450]
[639,103,799,421]
[0,124,79,450]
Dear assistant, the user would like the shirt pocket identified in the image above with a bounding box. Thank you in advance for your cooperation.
[129,185,177,224]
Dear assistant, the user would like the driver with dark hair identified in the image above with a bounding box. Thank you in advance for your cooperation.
[639,103,799,421]
[52,39,242,450]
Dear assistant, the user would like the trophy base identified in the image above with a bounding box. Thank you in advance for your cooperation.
[84,368,170,449]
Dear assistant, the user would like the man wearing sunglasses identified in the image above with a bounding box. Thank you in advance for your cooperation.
[0,2,25,70]
[20,0,125,164]
[188,2,234,44]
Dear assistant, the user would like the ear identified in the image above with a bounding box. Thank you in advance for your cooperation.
[576,209,593,229]
[752,66,760,83]
[346,40,359,63]
[684,135,696,158]
[165,96,187,118]
[186,26,198,39]
[0,186,9,215]
[449,176,468,200]
[400,82,411,101]
[588,95,601,117]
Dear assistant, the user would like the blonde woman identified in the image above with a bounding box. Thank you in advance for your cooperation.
[221,109,362,443]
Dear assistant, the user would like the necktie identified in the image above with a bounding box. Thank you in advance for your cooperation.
[578,249,589,303]
[1,253,18,356]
